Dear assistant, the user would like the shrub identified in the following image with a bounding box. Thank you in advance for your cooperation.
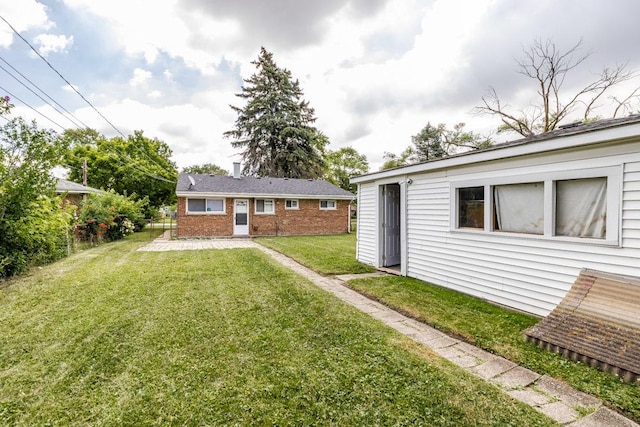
[0,117,69,279]
[76,190,145,242]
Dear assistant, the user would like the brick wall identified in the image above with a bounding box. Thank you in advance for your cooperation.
[176,197,234,237]
[176,197,350,237]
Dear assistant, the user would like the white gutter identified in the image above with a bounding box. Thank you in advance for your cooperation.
[352,121,640,184]
[176,191,354,200]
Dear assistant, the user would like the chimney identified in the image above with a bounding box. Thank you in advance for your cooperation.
[233,162,241,179]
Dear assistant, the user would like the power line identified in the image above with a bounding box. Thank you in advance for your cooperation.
[0,14,176,183]
[0,14,127,139]
[0,85,66,130]
[0,59,85,129]
[0,55,90,129]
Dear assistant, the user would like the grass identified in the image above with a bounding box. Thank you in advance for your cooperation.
[255,233,640,422]
[255,234,377,275]
[0,233,555,426]
[346,275,640,422]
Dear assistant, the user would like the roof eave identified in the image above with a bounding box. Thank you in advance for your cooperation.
[351,121,640,184]
[176,191,354,200]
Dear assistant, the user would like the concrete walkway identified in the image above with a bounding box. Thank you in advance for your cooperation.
[138,236,638,427]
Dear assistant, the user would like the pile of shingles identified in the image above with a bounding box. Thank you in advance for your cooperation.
[525,269,640,383]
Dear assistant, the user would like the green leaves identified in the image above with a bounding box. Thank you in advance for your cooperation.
[0,117,71,278]
[325,147,369,193]
[225,47,327,179]
[64,129,178,210]
[76,190,146,242]
[381,122,493,170]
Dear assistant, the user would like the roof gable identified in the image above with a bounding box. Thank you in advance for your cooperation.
[176,174,354,199]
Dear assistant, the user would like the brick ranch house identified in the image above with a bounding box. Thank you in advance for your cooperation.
[175,165,354,237]
[55,179,101,206]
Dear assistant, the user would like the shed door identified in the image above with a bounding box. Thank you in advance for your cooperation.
[383,184,401,266]
[234,199,249,235]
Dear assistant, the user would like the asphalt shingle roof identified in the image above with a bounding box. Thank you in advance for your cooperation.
[176,174,354,199]
[56,179,101,194]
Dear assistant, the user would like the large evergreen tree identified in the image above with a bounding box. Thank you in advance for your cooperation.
[224,47,327,178]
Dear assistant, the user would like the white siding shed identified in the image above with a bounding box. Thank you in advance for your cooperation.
[353,116,640,316]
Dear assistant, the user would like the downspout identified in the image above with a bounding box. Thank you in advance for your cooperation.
[348,199,351,234]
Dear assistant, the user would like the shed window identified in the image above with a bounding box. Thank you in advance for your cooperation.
[187,198,225,213]
[493,182,544,235]
[255,199,274,214]
[451,166,618,244]
[320,200,336,210]
[458,187,484,229]
[555,177,607,239]
[285,199,299,210]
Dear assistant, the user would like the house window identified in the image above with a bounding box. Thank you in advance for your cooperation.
[187,198,225,214]
[458,187,484,229]
[255,199,275,214]
[493,182,544,235]
[285,199,299,210]
[451,166,619,244]
[320,200,336,210]
[555,177,607,239]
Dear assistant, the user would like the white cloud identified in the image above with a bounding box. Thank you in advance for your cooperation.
[33,33,73,56]
[4,0,640,174]
[0,0,52,48]
[129,68,152,86]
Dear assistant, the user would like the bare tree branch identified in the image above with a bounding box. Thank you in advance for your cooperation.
[475,38,639,137]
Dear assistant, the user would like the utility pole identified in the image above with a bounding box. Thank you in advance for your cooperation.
[82,158,87,186]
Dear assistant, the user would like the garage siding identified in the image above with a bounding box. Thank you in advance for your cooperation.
[356,183,377,266]
[356,140,640,317]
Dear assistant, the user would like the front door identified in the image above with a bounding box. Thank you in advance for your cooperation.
[234,199,249,235]
[383,184,401,267]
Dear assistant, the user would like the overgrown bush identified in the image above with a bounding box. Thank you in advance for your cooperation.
[0,117,70,279]
[76,190,145,243]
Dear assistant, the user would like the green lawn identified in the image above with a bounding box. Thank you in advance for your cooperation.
[255,233,377,275]
[254,233,639,422]
[0,233,555,426]
[346,276,640,422]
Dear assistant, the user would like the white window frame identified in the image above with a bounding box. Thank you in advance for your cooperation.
[285,199,299,210]
[319,199,337,210]
[255,198,275,214]
[186,197,226,215]
[450,165,621,246]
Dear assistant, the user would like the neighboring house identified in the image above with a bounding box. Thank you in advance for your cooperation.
[351,115,640,316]
[175,163,354,238]
[55,179,101,205]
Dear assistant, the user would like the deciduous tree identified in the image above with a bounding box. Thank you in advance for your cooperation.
[182,163,229,176]
[475,38,640,137]
[64,129,178,214]
[0,117,73,278]
[225,47,327,179]
[380,122,491,170]
[325,147,369,193]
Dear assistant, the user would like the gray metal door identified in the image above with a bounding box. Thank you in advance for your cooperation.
[383,184,401,266]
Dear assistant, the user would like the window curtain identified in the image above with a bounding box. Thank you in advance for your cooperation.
[556,178,607,238]
[187,199,205,212]
[494,183,544,234]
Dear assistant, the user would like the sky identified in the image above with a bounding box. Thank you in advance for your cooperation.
[1,0,640,174]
